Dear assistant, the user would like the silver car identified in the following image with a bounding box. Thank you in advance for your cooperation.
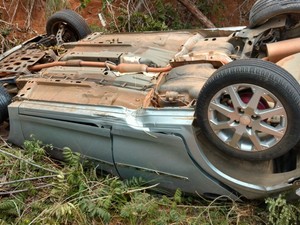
[2,0,300,200]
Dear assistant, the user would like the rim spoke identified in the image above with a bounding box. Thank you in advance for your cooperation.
[247,130,263,151]
[210,102,236,119]
[210,121,234,130]
[258,107,285,120]
[246,89,263,111]
[257,123,285,138]
[229,130,243,147]
[227,86,245,109]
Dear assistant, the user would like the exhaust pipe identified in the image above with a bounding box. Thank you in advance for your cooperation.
[266,37,300,62]
[28,60,172,73]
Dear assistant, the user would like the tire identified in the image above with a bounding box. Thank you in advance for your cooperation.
[249,0,300,28]
[46,9,91,43]
[196,59,300,161]
[0,85,11,123]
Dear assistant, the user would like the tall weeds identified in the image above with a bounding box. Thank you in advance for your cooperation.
[1,138,298,224]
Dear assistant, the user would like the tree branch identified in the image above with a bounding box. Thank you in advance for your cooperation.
[176,0,216,28]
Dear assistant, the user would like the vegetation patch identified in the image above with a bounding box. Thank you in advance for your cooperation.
[0,138,299,224]
[98,0,226,33]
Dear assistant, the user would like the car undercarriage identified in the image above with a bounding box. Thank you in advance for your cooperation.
[2,0,300,200]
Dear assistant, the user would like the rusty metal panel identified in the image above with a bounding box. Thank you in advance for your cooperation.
[16,78,148,109]
[0,49,45,75]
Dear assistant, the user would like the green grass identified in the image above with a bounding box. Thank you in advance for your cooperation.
[0,138,299,224]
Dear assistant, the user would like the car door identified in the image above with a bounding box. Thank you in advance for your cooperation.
[8,101,117,174]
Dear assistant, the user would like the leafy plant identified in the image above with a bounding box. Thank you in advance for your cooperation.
[101,0,196,33]
[23,136,46,160]
[120,192,159,224]
[80,0,92,9]
[266,194,300,225]
[1,27,11,37]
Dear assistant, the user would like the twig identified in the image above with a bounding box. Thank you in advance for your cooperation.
[12,200,21,217]
[0,183,53,195]
[10,0,20,24]
[106,0,120,32]
[0,134,13,149]
[194,194,236,221]
[231,0,251,24]
[124,183,159,194]
[0,148,59,174]
[143,0,153,19]
[0,174,57,186]
[175,204,232,209]
[0,19,13,26]
[1,0,9,18]
[26,0,36,30]
[176,0,216,28]
[127,0,131,32]
[0,35,4,54]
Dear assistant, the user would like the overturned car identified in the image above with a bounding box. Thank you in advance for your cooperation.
[2,0,300,200]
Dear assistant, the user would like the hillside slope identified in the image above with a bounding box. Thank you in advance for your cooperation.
[0,0,255,43]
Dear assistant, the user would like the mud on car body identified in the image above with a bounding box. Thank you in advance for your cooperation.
[2,0,300,200]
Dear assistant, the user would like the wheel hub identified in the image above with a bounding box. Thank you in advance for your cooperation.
[239,115,251,126]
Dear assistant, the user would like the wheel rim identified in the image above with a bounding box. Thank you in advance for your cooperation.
[51,22,78,43]
[208,83,287,152]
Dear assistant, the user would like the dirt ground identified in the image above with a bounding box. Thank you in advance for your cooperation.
[0,0,256,41]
